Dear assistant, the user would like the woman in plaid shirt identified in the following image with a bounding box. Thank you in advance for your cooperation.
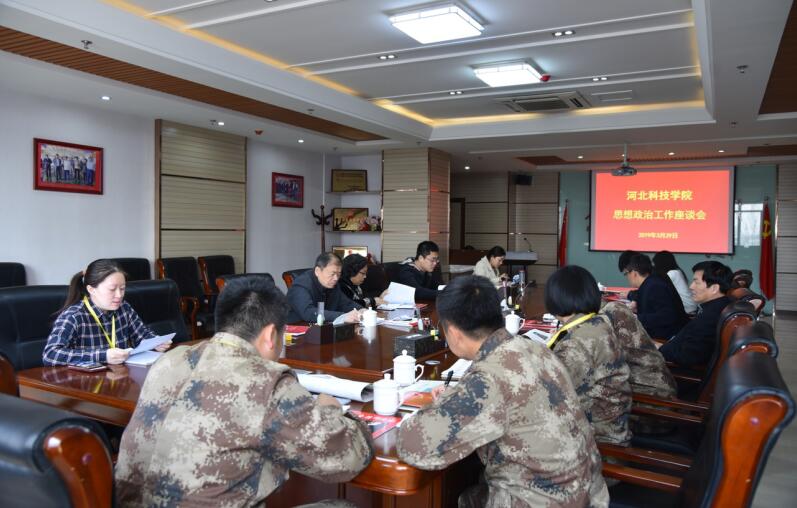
[43,259,172,366]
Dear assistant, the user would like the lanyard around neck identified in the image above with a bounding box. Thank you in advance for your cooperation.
[547,313,596,349]
[83,296,116,349]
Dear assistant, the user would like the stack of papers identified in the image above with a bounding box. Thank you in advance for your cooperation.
[441,358,472,380]
[382,282,415,306]
[524,328,552,345]
[124,333,175,366]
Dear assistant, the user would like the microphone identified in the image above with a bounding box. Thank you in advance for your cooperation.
[523,237,533,252]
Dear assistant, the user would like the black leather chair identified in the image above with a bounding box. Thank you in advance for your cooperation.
[361,263,389,299]
[108,257,151,281]
[382,262,402,284]
[603,351,795,508]
[125,280,190,343]
[216,273,274,293]
[0,394,113,508]
[282,268,310,289]
[0,263,26,288]
[0,285,68,370]
[198,255,236,295]
[156,257,214,340]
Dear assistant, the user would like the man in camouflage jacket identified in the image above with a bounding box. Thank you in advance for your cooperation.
[115,277,373,507]
[398,276,609,507]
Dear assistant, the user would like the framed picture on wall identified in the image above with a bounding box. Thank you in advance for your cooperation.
[331,169,368,192]
[272,172,304,208]
[332,246,368,259]
[332,208,369,231]
[34,138,103,194]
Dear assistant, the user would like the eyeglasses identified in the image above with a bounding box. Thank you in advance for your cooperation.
[427,257,441,264]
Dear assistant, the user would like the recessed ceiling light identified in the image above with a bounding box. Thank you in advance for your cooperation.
[449,90,463,95]
[668,151,675,156]
[378,54,396,60]
[298,139,305,143]
[600,76,608,81]
[217,121,225,126]
[577,155,584,159]
[564,30,574,35]
[464,165,470,170]
[474,61,543,87]
[718,149,725,153]
[552,29,575,37]
[101,95,111,101]
[390,3,483,44]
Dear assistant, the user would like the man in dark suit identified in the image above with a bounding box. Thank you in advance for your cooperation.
[624,254,687,339]
[659,261,733,368]
[286,252,362,324]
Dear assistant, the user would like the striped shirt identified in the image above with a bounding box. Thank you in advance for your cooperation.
[43,299,154,366]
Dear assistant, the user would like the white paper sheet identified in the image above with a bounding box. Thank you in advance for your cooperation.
[129,333,175,356]
[524,329,551,345]
[383,282,416,305]
[125,350,163,366]
[441,358,472,380]
[296,373,374,402]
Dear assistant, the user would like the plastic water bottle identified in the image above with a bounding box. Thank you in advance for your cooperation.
[316,302,325,325]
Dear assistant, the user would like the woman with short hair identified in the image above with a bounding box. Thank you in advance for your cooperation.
[652,250,697,314]
[339,254,386,308]
[472,246,508,285]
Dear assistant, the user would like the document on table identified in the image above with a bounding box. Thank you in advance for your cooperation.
[125,351,162,366]
[381,282,415,306]
[296,373,374,402]
[524,328,551,345]
[129,333,176,356]
[441,358,472,380]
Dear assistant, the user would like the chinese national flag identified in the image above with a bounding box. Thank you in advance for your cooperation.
[759,203,775,298]
[558,203,568,267]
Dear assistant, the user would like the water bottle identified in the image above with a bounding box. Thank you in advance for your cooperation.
[316,302,325,325]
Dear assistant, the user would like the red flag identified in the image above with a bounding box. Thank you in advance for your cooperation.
[759,203,775,298]
[558,203,568,267]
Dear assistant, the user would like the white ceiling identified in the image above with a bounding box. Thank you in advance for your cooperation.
[1,0,796,172]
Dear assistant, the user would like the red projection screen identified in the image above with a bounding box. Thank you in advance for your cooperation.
[590,167,734,254]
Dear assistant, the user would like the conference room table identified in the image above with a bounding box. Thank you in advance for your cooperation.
[17,284,547,508]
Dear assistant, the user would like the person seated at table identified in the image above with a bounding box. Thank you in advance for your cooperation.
[396,240,443,300]
[472,245,509,286]
[659,261,733,369]
[42,259,171,366]
[653,250,697,314]
[623,253,688,339]
[397,275,608,507]
[115,276,373,507]
[545,265,632,446]
[287,252,362,324]
[339,253,386,309]
[617,249,640,300]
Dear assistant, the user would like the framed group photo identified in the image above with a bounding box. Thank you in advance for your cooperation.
[272,172,304,208]
[34,138,103,194]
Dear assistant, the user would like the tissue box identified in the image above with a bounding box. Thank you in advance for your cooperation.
[305,323,355,344]
[393,332,444,358]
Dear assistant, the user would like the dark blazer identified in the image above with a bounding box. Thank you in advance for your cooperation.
[635,274,686,339]
[286,270,361,323]
[396,262,441,301]
[659,296,731,368]
[339,279,375,309]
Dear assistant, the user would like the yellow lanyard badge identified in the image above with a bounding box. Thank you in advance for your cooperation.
[547,313,596,349]
[83,296,116,349]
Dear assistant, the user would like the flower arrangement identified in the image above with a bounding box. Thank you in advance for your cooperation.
[359,215,382,231]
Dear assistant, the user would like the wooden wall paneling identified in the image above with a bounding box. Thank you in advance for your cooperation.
[450,174,508,201]
[527,264,558,283]
[510,234,558,264]
[464,203,508,233]
[776,237,797,273]
[382,232,429,262]
[429,192,450,234]
[777,164,797,199]
[513,203,559,234]
[464,234,508,250]
[160,176,245,229]
[161,230,245,272]
[383,191,430,231]
[514,172,559,203]
[776,164,797,310]
[383,149,429,190]
[429,149,451,193]
[430,233,450,269]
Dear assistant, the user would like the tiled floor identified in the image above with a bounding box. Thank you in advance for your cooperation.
[752,312,797,507]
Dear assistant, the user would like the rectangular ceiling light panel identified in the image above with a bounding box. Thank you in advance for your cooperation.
[474,62,543,87]
[390,4,484,44]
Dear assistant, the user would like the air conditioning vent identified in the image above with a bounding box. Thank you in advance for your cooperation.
[499,91,591,113]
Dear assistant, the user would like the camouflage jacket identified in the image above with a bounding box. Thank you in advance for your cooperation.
[600,301,677,399]
[551,314,632,446]
[115,332,373,507]
[397,328,609,508]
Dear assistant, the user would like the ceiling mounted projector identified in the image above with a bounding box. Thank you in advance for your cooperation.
[612,144,637,176]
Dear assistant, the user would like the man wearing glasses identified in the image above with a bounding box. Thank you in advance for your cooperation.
[397,241,443,301]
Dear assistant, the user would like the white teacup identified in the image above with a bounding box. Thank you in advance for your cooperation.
[505,312,522,335]
[373,374,400,415]
[393,349,424,386]
[362,308,378,327]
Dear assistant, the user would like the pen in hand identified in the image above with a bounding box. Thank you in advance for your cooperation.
[444,370,454,387]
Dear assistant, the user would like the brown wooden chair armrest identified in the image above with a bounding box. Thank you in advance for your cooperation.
[598,443,692,472]
[179,296,200,340]
[601,461,682,493]
[633,393,709,413]
[632,404,704,425]
[652,337,668,345]
[670,370,703,384]
[44,427,113,508]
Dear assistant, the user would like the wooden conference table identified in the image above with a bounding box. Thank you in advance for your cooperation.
[18,286,547,507]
